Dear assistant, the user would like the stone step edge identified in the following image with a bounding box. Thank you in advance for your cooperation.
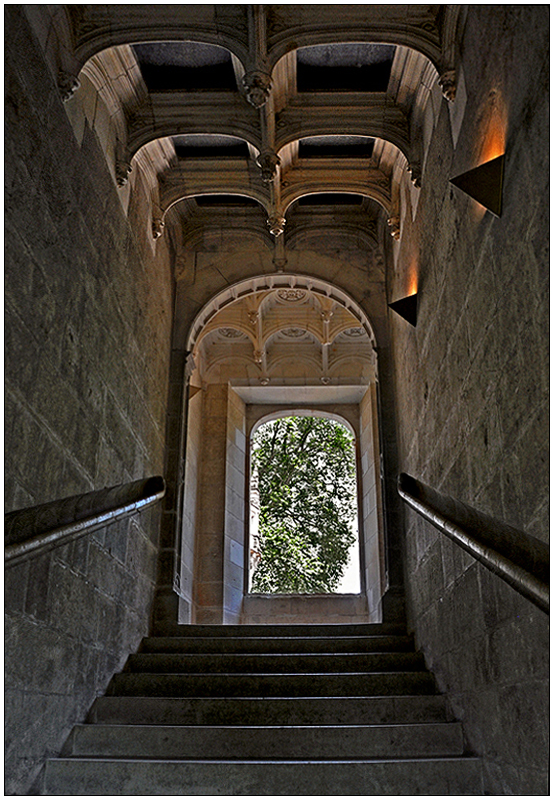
[114,670,431,677]
[72,722,461,731]
[47,756,481,765]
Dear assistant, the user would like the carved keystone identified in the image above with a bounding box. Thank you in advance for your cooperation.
[242,71,272,108]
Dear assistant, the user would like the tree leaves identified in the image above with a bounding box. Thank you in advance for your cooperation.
[250,416,357,593]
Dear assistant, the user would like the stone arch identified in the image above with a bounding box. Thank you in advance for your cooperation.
[179,273,386,625]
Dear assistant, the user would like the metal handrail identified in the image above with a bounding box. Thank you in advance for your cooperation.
[398,473,549,614]
[5,476,166,568]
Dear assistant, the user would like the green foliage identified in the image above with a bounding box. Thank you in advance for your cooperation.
[250,416,357,594]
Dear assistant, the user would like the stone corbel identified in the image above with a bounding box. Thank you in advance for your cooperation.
[387,216,401,240]
[58,70,80,102]
[407,163,422,189]
[115,145,133,187]
[438,69,457,103]
[267,215,286,237]
[152,216,165,240]
[242,70,272,108]
[256,151,281,183]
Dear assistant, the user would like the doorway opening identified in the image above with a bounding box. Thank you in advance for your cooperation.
[248,414,361,595]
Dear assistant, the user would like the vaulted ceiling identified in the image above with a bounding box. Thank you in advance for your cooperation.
[52,5,461,262]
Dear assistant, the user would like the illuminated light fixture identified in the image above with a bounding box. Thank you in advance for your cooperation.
[389,293,418,327]
[450,154,505,217]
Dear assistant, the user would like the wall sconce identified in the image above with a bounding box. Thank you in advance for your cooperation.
[450,154,505,217]
[388,293,418,327]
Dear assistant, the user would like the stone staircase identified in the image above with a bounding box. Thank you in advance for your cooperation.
[42,623,483,795]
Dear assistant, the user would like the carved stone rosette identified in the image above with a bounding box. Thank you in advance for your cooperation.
[242,71,272,108]
[438,70,457,102]
[256,151,281,183]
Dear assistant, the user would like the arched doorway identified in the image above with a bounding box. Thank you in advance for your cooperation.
[181,275,387,624]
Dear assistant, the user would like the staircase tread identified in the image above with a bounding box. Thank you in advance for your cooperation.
[49,756,481,764]
[75,722,460,729]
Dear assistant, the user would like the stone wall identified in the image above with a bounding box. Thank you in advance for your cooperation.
[389,7,549,795]
[4,8,173,793]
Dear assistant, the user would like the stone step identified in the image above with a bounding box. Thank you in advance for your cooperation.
[64,722,464,760]
[107,671,437,698]
[139,634,415,655]
[43,757,484,796]
[125,651,425,674]
[152,621,408,638]
[88,694,450,726]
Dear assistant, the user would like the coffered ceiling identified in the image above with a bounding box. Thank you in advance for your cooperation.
[49,5,462,264]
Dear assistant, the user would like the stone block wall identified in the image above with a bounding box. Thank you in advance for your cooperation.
[389,7,549,794]
[4,8,173,793]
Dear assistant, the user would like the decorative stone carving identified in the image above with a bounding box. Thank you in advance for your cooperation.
[256,151,281,183]
[343,327,366,338]
[184,352,196,381]
[152,217,165,239]
[247,310,259,325]
[320,310,334,323]
[242,70,272,108]
[267,215,286,237]
[115,158,133,187]
[253,349,264,364]
[58,70,80,102]
[259,377,270,385]
[438,70,457,103]
[281,328,307,338]
[407,164,422,188]
[219,328,245,339]
[387,216,401,240]
[320,376,331,385]
[277,289,307,303]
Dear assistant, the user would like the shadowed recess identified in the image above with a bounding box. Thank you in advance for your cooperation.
[299,136,375,159]
[297,193,364,206]
[133,42,237,92]
[173,134,250,159]
[297,43,396,92]
[194,194,263,208]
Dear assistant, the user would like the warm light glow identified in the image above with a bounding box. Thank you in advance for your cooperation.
[407,269,418,296]
[480,90,507,163]
[481,123,505,163]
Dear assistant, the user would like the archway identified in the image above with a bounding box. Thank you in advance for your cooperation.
[180,275,387,624]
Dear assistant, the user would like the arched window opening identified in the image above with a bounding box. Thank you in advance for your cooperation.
[249,415,361,595]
